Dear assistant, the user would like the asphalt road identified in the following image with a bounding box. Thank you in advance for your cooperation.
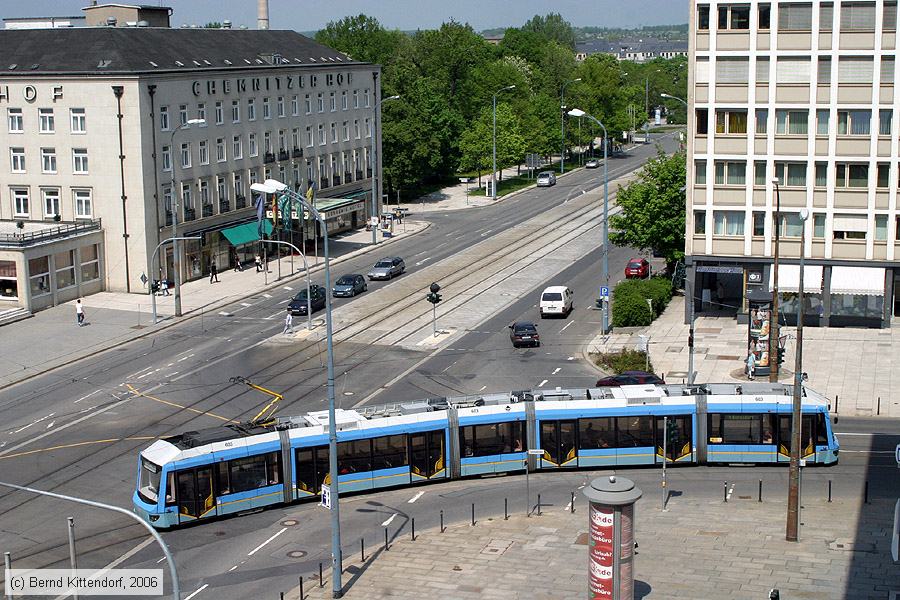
[2,133,895,600]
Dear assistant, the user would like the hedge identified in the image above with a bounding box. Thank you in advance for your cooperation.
[593,348,654,374]
[611,276,673,328]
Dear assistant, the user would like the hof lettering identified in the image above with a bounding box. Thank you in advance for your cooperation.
[5,569,162,596]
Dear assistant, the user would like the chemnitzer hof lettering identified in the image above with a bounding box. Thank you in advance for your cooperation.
[189,72,351,97]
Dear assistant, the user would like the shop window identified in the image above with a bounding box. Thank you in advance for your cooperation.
[715,109,748,134]
[694,210,706,235]
[830,293,884,319]
[0,260,17,299]
[54,250,76,290]
[81,244,100,282]
[714,210,745,236]
[29,256,50,297]
[775,110,808,135]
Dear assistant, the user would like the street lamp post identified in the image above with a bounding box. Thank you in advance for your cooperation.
[786,208,810,542]
[569,108,609,334]
[255,179,343,598]
[263,238,314,331]
[770,178,783,382]
[492,85,516,200]
[168,118,205,317]
[560,78,581,174]
[370,95,400,245]
[150,236,200,324]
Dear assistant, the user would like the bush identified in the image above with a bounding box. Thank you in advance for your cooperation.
[611,276,673,327]
[593,349,654,374]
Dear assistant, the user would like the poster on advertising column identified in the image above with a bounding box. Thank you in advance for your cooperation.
[589,503,614,599]
[619,503,635,599]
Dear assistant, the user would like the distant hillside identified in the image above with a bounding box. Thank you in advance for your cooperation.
[479,24,688,42]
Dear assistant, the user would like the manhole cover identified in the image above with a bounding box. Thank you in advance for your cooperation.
[281,519,299,526]
[480,539,513,556]
[286,550,307,559]
[452,565,462,572]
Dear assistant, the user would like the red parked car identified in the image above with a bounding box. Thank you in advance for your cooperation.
[624,257,650,279]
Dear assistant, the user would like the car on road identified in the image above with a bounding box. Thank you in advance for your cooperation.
[539,286,574,318]
[509,321,540,348]
[624,257,651,279]
[596,371,664,387]
[288,284,327,315]
[536,171,557,187]
[585,159,600,169]
[368,256,405,280]
[332,274,367,297]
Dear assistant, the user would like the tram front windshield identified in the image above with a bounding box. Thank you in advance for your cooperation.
[138,457,162,504]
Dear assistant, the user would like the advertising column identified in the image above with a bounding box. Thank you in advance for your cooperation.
[584,475,643,600]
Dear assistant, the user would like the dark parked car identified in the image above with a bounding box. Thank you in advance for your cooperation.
[368,256,405,280]
[509,321,540,348]
[624,257,650,279]
[288,284,327,315]
[595,371,664,387]
[332,274,367,297]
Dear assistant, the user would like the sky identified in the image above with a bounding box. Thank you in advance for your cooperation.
[3,1,688,32]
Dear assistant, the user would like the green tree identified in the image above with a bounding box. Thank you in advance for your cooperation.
[522,13,577,50]
[315,14,404,65]
[609,149,686,269]
[458,103,524,182]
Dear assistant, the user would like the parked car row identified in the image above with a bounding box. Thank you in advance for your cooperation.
[287,256,406,315]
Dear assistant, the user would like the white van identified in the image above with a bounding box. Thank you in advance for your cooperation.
[539,286,573,318]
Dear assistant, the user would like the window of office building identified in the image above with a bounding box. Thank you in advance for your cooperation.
[820,2,834,31]
[777,212,805,237]
[886,1,898,31]
[879,110,893,135]
[277,96,285,118]
[877,162,890,187]
[756,58,770,83]
[776,57,811,84]
[881,57,895,85]
[757,3,771,28]
[835,163,869,187]
[837,110,871,135]
[715,161,747,185]
[10,147,25,173]
[714,210,745,236]
[715,109,748,134]
[70,108,86,133]
[159,106,169,130]
[775,162,807,186]
[716,57,750,83]
[698,4,710,30]
[838,57,875,83]
[778,3,812,30]
[197,102,206,124]
[775,109,809,135]
[73,149,88,174]
[353,89,360,109]
[231,100,240,123]
[8,107,23,133]
[833,214,868,239]
[291,95,299,116]
[306,125,313,147]
[215,101,224,125]
[216,138,226,162]
[249,133,258,157]
[263,97,271,119]
[840,1,876,31]
[754,160,767,185]
[876,214,889,240]
[39,108,54,133]
[198,140,209,165]
[74,189,92,218]
[815,162,827,187]
[694,210,706,234]
[318,123,326,145]
[695,160,707,184]
[180,143,191,168]
[817,109,830,135]
[330,122,337,143]
[755,109,768,134]
[817,57,831,85]
[42,188,60,218]
[696,108,709,134]
[813,213,826,237]
[179,104,188,126]
[264,131,272,154]
[317,93,324,113]
[305,94,312,114]
[753,211,766,236]
[40,148,56,173]
[233,135,243,159]
[12,189,29,217]
[341,90,348,110]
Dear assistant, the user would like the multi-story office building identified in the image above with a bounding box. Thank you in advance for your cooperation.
[687,0,900,328]
[0,26,382,313]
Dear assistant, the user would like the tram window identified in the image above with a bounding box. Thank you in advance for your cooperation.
[710,414,761,444]
[815,414,828,445]
[459,422,525,457]
[372,435,408,470]
[579,417,614,449]
[138,457,162,503]
[165,472,176,505]
[761,414,776,444]
[338,439,372,474]
[228,453,270,493]
[216,462,230,494]
[615,416,654,447]
[801,415,815,451]
[266,452,281,485]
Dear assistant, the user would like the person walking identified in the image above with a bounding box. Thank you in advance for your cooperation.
[282,309,293,335]
[255,254,262,273]
[233,250,243,272]
[75,298,85,327]
[161,278,170,296]
[746,352,756,380]
[209,262,219,284]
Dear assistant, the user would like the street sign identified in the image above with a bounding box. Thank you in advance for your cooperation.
[527,449,545,456]
[599,286,609,300]
[140,273,148,285]
[320,484,331,509]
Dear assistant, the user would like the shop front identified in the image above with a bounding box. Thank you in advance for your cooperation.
[768,264,824,327]
[827,266,887,328]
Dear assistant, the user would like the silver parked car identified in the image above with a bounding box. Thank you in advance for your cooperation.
[536,171,557,187]
[367,257,406,280]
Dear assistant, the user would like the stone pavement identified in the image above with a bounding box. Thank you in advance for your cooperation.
[297,489,897,599]
[586,295,900,418]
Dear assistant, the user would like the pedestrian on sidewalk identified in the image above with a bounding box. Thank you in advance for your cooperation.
[209,262,219,284]
[233,250,244,272]
[255,254,262,273]
[161,278,170,296]
[75,298,85,327]
[746,352,756,380]
[282,309,293,335]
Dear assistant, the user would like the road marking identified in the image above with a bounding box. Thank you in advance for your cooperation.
[74,390,101,404]
[263,293,273,298]
[165,372,179,378]
[834,432,898,436]
[551,368,561,375]
[441,361,456,373]
[265,312,283,320]
[538,380,548,388]
[126,366,153,379]
[14,413,55,434]
[0,437,156,461]
[241,302,252,307]
[479,385,487,392]
[283,286,293,291]
[177,354,194,362]
[137,369,158,379]
[479,229,493,237]
[126,384,238,423]
[45,421,55,429]
[183,584,208,600]
[156,557,166,564]
[228,565,238,572]
[559,321,575,334]
[564,500,572,511]
[218,311,233,316]
[408,491,425,504]
[248,527,287,556]
[381,514,397,527]
[278,299,289,304]
[727,484,735,501]
[415,257,433,266]
[567,356,575,361]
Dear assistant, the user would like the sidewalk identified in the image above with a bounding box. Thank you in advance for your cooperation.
[297,491,896,599]
[586,295,900,418]
[0,221,428,388]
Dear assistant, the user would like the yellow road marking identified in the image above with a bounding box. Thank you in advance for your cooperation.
[126,384,239,423]
[0,437,156,460]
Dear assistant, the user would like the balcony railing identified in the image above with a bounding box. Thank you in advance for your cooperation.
[219,200,230,213]
[235,195,247,209]
[278,149,289,161]
[264,152,276,164]
[0,218,102,248]
[184,208,196,221]
[202,204,214,218]
[292,147,303,158]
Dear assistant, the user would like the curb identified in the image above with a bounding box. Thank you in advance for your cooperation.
[3,221,432,391]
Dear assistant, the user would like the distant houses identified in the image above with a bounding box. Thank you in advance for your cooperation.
[575,38,688,63]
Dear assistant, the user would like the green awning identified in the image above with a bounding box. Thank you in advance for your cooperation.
[221,220,273,246]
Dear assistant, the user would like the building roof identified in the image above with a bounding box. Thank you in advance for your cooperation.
[0,28,361,75]
[577,37,688,56]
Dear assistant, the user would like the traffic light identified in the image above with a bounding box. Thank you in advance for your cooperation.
[427,282,442,304]
[776,347,785,365]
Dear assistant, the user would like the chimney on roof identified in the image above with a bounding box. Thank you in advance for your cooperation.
[223,20,232,29]
[107,16,117,27]
[257,0,269,30]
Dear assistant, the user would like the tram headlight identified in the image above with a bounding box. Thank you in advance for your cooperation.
[149,515,160,522]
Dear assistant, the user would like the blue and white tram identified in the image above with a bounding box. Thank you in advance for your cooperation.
[133,383,838,528]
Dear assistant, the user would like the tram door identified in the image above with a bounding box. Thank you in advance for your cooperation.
[776,415,816,463]
[176,467,215,524]
[295,445,330,495]
[410,430,445,480]
[655,416,693,463]
[540,420,577,467]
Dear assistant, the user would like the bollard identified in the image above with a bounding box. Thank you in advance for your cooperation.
[280,593,284,600]
[571,490,575,513]
[828,480,832,503]
[834,394,839,414]
[758,479,762,503]
[298,577,304,600]
[5,551,12,600]
[360,538,365,562]
[538,494,542,516]
[384,527,389,551]
[724,481,728,503]
[471,503,475,526]
[504,498,508,520]
[877,396,881,415]
[319,562,324,587]
[440,509,444,533]
[411,518,416,541]
[864,481,869,504]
